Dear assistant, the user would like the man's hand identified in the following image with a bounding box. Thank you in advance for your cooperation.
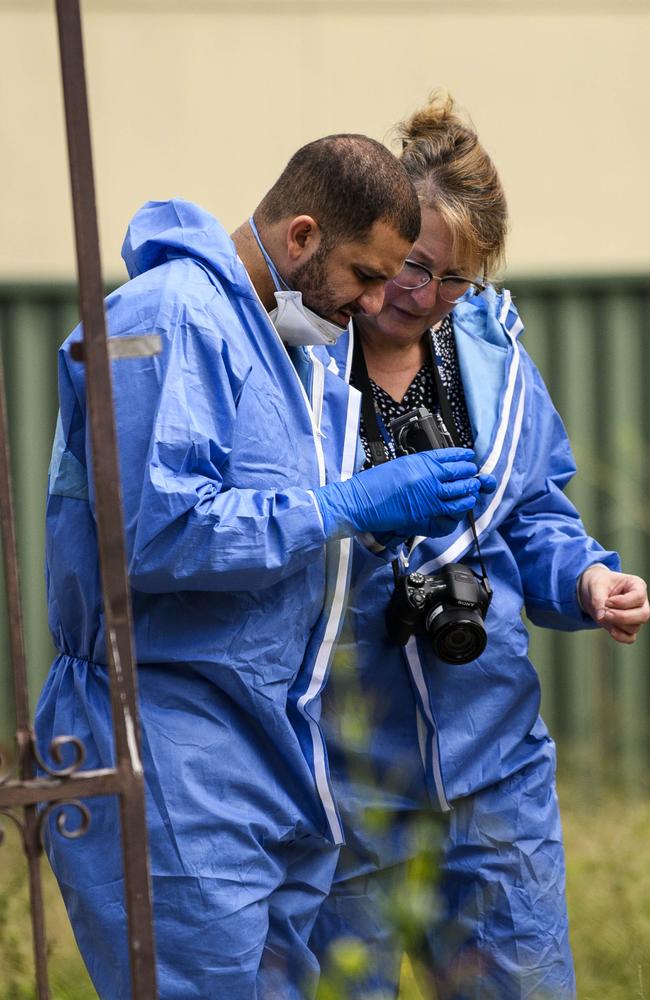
[313,449,495,542]
[579,564,650,644]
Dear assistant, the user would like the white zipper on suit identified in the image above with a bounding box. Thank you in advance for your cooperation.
[245,267,360,841]
[296,388,361,843]
[411,294,526,810]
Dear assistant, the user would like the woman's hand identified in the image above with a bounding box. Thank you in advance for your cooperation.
[579,564,650,644]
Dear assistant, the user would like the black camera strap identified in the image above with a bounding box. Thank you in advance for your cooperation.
[426,334,462,448]
[350,329,390,465]
[426,335,490,590]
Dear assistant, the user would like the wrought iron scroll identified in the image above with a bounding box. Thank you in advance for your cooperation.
[0,1,158,997]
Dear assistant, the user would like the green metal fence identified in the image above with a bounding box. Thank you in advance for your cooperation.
[1,277,649,789]
[514,276,650,792]
[0,286,79,744]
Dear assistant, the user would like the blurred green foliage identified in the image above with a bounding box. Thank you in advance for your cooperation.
[1,785,649,998]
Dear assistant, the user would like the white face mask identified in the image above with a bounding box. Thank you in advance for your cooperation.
[269,291,350,347]
[249,216,350,347]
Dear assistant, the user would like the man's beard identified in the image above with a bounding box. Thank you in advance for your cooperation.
[290,246,341,321]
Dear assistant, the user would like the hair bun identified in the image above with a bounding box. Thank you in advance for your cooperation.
[397,88,475,150]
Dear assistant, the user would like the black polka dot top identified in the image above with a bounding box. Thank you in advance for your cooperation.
[354,314,473,468]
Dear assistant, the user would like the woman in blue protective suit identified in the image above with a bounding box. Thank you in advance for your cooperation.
[309,91,649,1000]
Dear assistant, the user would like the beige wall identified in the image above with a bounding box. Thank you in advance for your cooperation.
[2,0,649,281]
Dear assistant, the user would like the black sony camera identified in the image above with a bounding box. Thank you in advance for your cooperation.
[385,406,492,664]
[386,564,491,664]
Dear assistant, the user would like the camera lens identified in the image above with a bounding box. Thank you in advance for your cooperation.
[425,606,487,664]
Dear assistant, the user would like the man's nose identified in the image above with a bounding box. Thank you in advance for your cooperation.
[356,284,386,316]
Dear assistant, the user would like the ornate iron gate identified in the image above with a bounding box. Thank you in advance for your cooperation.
[0,2,158,996]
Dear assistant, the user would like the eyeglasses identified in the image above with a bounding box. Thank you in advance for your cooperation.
[392,259,486,304]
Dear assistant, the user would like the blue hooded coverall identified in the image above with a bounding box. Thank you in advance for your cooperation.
[309,288,620,1000]
[36,200,366,999]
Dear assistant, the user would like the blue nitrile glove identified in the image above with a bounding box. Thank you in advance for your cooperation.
[313,448,491,541]
[477,473,497,493]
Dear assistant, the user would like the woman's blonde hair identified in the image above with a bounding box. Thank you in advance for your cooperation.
[396,89,508,280]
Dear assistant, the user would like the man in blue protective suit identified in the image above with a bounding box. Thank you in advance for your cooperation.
[36,134,497,999]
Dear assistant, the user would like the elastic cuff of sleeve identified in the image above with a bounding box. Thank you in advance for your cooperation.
[576,561,610,612]
[308,487,354,541]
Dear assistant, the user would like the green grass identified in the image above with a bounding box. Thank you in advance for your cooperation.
[561,786,650,1000]
[1,786,649,998]
[0,822,94,999]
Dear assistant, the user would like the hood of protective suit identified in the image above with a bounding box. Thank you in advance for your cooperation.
[121,198,249,291]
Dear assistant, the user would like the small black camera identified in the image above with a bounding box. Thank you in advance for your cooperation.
[390,405,454,454]
[386,406,492,664]
[386,564,492,664]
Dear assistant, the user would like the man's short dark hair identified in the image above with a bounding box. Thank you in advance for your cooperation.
[256,134,420,245]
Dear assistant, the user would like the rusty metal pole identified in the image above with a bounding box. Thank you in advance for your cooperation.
[0,3,159,993]
[54,1,158,995]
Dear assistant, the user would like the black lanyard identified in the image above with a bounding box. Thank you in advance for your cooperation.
[350,331,391,465]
